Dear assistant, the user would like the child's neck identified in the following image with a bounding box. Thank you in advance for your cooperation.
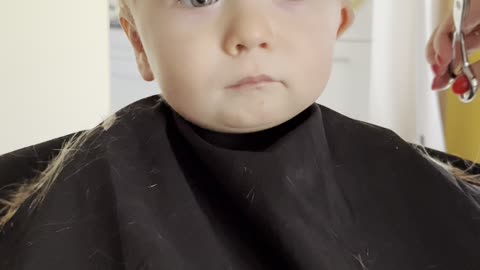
[188,108,312,151]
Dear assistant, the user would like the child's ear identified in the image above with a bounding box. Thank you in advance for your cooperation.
[119,17,155,82]
[336,3,355,38]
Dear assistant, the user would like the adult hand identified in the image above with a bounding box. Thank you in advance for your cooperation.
[426,0,480,90]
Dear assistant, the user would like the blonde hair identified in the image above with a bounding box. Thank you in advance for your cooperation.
[118,0,133,25]
[0,115,119,231]
[1,0,479,232]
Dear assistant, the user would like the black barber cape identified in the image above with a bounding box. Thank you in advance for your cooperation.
[1,94,480,270]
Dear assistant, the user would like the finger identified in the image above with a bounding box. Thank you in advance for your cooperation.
[432,72,453,90]
[431,22,480,76]
[464,25,480,53]
[433,16,454,66]
[427,26,452,77]
[426,27,439,65]
[462,4,480,33]
[447,28,480,72]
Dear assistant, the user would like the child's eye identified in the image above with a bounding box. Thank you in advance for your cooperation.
[177,0,220,8]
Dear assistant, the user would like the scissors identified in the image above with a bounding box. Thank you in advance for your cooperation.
[440,0,479,103]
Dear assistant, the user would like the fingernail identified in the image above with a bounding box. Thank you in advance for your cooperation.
[431,77,444,90]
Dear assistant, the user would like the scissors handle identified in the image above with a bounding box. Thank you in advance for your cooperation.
[450,0,478,103]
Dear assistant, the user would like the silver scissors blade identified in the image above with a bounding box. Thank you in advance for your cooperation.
[449,0,478,103]
[453,0,468,37]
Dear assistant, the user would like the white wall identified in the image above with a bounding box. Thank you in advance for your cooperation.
[318,0,373,122]
[367,0,445,149]
[0,0,111,155]
[110,29,158,113]
[415,0,446,151]
[369,0,418,143]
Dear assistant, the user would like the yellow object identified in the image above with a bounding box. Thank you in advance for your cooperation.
[351,0,366,10]
[444,51,480,163]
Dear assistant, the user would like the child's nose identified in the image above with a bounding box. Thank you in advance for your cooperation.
[222,4,275,56]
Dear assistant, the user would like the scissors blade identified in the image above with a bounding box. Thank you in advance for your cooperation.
[453,0,470,34]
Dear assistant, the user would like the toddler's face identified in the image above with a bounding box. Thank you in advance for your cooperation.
[120,0,354,133]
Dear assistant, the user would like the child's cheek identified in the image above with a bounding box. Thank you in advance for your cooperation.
[276,0,309,12]
[276,0,341,32]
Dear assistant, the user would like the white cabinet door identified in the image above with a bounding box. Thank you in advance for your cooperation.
[318,41,371,122]
[317,0,372,122]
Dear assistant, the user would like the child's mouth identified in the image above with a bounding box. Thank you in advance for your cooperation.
[226,74,277,90]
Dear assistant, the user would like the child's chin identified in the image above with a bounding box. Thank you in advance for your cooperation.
[215,111,296,134]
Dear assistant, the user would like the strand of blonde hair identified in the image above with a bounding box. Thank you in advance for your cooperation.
[0,115,117,231]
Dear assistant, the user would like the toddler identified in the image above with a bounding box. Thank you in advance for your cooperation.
[1,0,479,269]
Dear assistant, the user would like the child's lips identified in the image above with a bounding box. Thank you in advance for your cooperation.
[226,74,277,90]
